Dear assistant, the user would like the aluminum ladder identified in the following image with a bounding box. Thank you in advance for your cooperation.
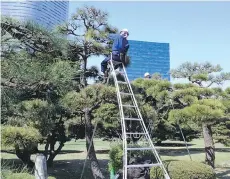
[108,55,170,179]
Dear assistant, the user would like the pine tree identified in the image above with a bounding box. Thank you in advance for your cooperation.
[58,5,117,87]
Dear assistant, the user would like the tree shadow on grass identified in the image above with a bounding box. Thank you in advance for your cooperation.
[158,148,230,157]
[48,159,109,179]
[95,149,110,154]
[2,158,230,179]
[54,150,83,154]
[94,144,229,155]
[1,150,15,154]
[215,167,230,179]
[1,149,83,155]
[155,142,195,147]
[1,158,109,179]
[2,146,229,158]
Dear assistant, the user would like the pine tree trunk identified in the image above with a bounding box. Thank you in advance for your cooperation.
[15,146,34,168]
[80,58,87,88]
[47,141,65,167]
[202,123,215,168]
[84,109,105,179]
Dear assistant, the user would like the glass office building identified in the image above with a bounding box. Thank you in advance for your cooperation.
[1,1,69,29]
[127,40,170,81]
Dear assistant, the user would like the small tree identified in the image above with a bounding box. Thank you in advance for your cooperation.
[61,84,116,178]
[169,99,226,168]
[170,62,230,168]
[1,126,42,167]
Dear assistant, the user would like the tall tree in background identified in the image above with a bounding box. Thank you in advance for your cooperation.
[58,5,117,87]
[170,62,230,87]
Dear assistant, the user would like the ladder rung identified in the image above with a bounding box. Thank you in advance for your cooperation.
[122,105,136,108]
[127,147,152,151]
[127,163,161,168]
[126,132,147,135]
[120,92,132,96]
[117,81,128,84]
[124,118,141,121]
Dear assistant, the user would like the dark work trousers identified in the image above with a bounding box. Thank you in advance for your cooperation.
[101,53,121,73]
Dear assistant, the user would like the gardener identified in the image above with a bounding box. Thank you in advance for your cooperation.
[101,29,130,81]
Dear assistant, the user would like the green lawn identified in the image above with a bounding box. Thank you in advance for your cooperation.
[1,138,230,179]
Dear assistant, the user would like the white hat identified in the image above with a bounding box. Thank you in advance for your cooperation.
[120,28,129,35]
[144,72,150,77]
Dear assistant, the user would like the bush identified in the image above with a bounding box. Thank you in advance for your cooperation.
[5,172,56,179]
[108,144,123,172]
[109,144,157,173]
[1,126,42,149]
[150,160,216,179]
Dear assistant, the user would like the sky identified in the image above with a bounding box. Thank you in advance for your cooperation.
[69,1,230,88]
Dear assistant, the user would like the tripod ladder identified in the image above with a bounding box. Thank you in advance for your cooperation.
[109,54,170,179]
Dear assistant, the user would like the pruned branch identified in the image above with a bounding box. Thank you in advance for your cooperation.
[1,19,64,57]
[89,101,102,112]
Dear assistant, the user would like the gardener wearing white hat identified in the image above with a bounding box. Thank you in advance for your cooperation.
[144,72,151,79]
[101,28,130,81]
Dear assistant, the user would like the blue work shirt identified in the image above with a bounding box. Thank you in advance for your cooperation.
[108,34,129,55]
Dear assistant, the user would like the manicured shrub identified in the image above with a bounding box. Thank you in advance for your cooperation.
[150,160,216,179]
[1,126,41,149]
[108,144,123,172]
[109,144,158,173]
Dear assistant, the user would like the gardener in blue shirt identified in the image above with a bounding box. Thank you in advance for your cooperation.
[101,28,130,80]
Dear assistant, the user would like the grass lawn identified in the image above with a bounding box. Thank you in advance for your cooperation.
[1,138,230,179]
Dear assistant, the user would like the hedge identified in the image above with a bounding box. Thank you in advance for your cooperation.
[150,160,216,179]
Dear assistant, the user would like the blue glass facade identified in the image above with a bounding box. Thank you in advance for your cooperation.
[1,1,69,29]
[127,40,170,81]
